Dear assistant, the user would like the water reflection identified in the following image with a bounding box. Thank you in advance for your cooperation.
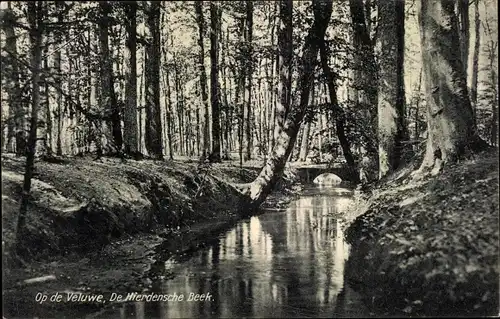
[106,187,364,318]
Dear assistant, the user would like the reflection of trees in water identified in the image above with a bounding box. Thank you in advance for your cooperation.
[260,195,352,313]
[117,194,353,318]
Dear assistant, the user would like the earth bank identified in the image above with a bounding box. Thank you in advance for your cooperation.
[344,149,499,317]
[2,154,301,317]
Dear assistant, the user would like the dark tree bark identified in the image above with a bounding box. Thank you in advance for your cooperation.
[377,0,407,178]
[457,0,470,75]
[210,1,221,162]
[17,0,43,245]
[172,53,184,155]
[195,1,211,158]
[1,4,25,155]
[221,27,232,159]
[54,1,63,156]
[241,0,333,208]
[165,68,174,159]
[144,1,163,158]
[349,0,377,115]
[470,0,480,117]
[43,40,52,156]
[138,49,145,154]
[348,0,378,177]
[417,0,486,175]
[98,1,122,154]
[123,2,139,156]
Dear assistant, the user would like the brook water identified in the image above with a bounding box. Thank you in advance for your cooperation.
[97,185,369,318]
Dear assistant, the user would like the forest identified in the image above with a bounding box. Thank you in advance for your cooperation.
[1,0,499,318]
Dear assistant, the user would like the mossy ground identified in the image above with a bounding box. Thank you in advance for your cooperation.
[345,149,499,317]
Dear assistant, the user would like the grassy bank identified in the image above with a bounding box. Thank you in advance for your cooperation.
[345,149,499,317]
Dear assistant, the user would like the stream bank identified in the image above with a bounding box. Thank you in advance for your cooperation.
[2,154,300,295]
[344,149,499,317]
[4,180,364,318]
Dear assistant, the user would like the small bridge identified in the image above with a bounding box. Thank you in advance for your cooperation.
[290,163,356,184]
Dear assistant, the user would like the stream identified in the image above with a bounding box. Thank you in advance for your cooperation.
[95,185,370,318]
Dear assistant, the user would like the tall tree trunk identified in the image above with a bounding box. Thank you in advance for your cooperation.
[144,1,163,159]
[417,0,486,175]
[267,1,279,153]
[256,56,265,155]
[195,1,211,158]
[195,87,201,156]
[1,4,24,155]
[165,69,174,159]
[98,1,122,154]
[317,109,323,162]
[123,2,139,156]
[43,39,52,156]
[236,62,244,167]
[242,0,333,208]
[210,1,221,162]
[87,28,96,153]
[173,54,183,155]
[349,0,378,156]
[483,19,498,146]
[244,0,254,161]
[236,17,246,167]
[319,40,358,180]
[470,0,480,121]
[299,85,315,162]
[186,104,192,156]
[273,0,293,147]
[349,0,377,111]
[457,0,470,76]
[414,68,423,141]
[299,122,312,162]
[54,2,63,156]
[377,0,407,178]
[138,49,145,154]
[33,12,47,157]
[222,28,231,159]
[18,0,43,244]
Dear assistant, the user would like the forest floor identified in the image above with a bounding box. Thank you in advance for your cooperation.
[1,153,301,318]
[345,148,499,317]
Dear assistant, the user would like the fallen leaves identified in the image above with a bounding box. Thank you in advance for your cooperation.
[345,150,499,316]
